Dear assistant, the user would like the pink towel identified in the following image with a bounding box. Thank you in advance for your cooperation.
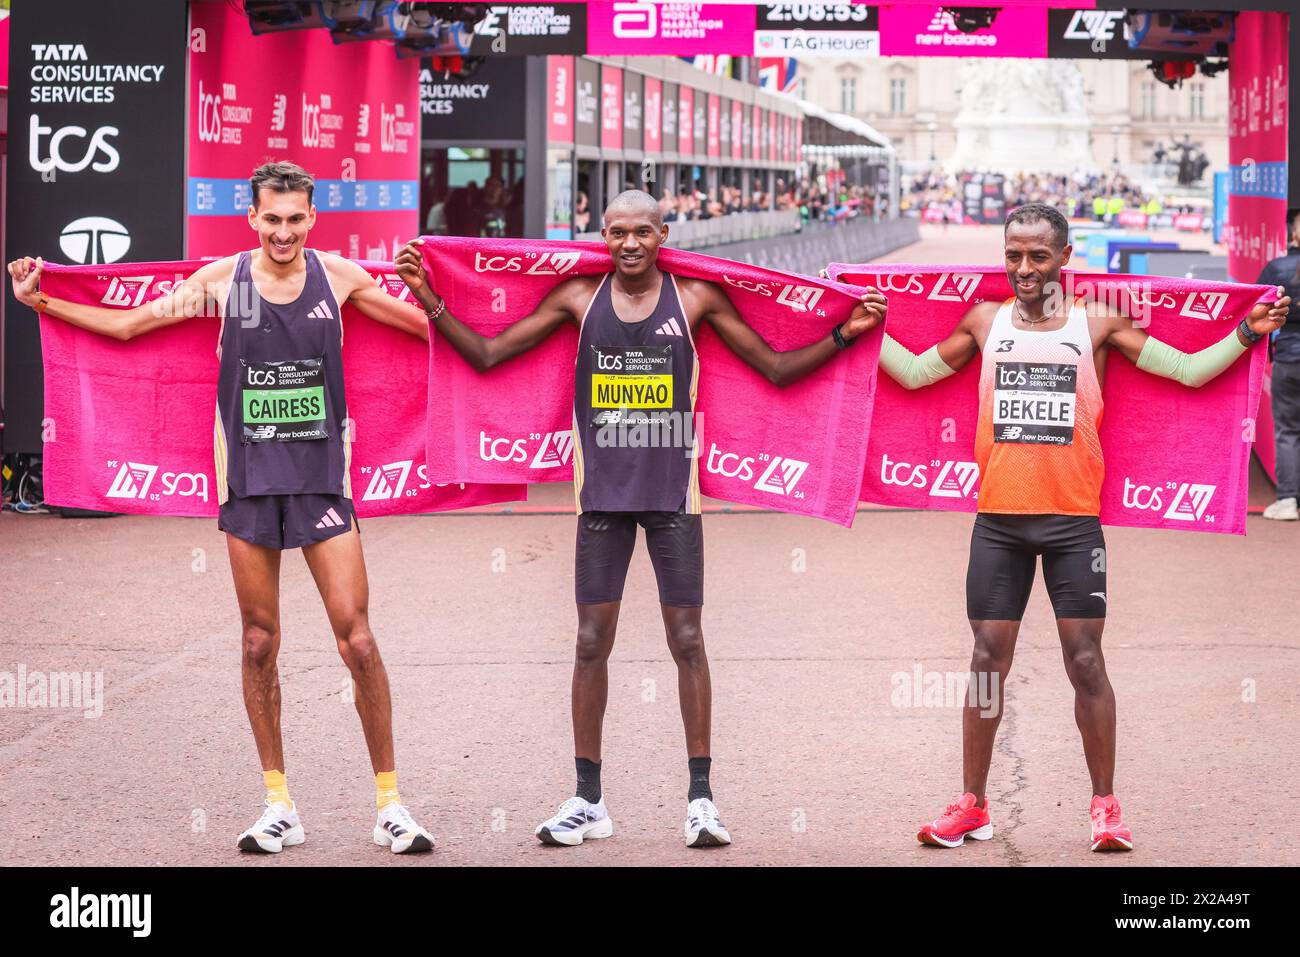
[419,238,882,527]
[37,260,524,517]
[827,264,1275,535]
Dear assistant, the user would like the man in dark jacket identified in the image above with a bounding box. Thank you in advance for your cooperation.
[1257,208,1300,521]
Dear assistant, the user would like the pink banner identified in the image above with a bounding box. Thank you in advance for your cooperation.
[827,264,1276,536]
[600,65,623,151]
[707,95,720,159]
[186,3,419,262]
[752,104,761,160]
[1227,11,1289,284]
[547,55,574,145]
[768,111,777,163]
[419,238,883,527]
[1117,211,1148,228]
[679,85,694,153]
[644,76,662,154]
[731,101,744,161]
[880,5,1047,58]
[37,260,523,517]
[587,3,757,56]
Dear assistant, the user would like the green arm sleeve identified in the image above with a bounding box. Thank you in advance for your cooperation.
[1135,330,1248,389]
[879,334,956,390]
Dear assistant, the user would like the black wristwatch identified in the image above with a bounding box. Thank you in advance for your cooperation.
[1238,318,1264,344]
[832,324,855,350]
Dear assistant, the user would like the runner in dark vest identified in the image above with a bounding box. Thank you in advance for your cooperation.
[396,189,886,848]
[9,161,437,855]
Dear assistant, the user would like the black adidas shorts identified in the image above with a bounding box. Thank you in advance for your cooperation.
[575,510,704,607]
[218,489,358,551]
[966,513,1107,621]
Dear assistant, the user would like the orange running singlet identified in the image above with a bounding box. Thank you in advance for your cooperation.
[974,299,1105,516]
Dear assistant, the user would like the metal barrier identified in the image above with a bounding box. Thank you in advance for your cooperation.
[706,218,922,276]
[576,216,920,276]
[577,209,803,250]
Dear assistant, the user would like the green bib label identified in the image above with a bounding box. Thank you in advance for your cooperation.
[240,357,329,443]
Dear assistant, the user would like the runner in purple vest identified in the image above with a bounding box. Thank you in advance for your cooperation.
[8,162,437,855]
[396,189,886,848]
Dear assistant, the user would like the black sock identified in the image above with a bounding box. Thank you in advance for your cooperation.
[688,756,712,802]
[575,757,602,804]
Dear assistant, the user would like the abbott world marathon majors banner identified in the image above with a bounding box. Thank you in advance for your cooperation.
[3,0,187,453]
[186,2,419,262]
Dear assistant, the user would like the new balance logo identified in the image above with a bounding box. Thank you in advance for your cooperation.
[655,316,684,337]
[251,425,276,440]
[315,507,346,529]
[106,461,158,499]
[307,299,333,320]
[754,456,809,495]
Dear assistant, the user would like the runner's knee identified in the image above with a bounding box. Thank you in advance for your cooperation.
[241,623,279,669]
[574,619,615,666]
[666,621,706,666]
[336,625,380,673]
[970,626,1015,674]
[1064,644,1107,695]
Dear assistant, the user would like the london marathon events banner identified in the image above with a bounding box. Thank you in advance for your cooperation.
[587,3,757,56]
[186,2,419,262]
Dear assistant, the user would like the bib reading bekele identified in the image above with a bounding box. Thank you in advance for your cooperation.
[240,357,329,442]
[992,361,1077,445]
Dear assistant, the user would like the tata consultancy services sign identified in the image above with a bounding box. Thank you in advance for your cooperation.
[4,0,187,452]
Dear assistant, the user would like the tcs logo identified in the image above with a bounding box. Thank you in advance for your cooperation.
[479,430,574,469]
[997,366,1027,388]
[1122,478,1217,522]
[596,352,623,371]
[245,368,277,386]
[879,454,980,498]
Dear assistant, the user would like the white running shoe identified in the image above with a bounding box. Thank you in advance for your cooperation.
[237,800,304,854]
[685,798,732,848]
[535,796,613,846]
[1263,497,1299,521]
[373,803,435,854]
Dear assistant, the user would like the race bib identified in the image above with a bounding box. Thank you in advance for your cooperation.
[589,345,673,425]
[993,361,1076,445]
[241,357,329,443]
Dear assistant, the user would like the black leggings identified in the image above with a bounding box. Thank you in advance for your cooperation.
[966,513,1107,621]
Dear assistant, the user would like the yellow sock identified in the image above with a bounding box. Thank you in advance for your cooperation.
[376,771,400,811]
[263,769,292,808]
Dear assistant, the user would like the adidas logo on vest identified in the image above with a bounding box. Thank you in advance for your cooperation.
[315,507,346,529]
[655,316,683,337]
[306,298,332,320]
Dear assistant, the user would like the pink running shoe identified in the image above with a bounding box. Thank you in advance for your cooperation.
[1090,794,1133,851]
[917,792,993,848]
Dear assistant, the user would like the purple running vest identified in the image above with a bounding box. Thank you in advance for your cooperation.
[573,272,700,513]
[215,250,350,501]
